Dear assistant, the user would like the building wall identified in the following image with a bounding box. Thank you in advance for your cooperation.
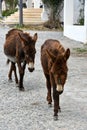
[26,0,42,8]
[64,0,86,43]
[33,0,42,8]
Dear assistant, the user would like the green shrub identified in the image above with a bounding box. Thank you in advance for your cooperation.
[79,18,84,25]
[2,8,18,17]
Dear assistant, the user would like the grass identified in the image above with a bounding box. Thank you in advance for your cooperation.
[12,24,63,31]
[72,46,87,56]
[73,47,87,53]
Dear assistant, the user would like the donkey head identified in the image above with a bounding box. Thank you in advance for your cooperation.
[46,48,70,95]
[19,32,38,72]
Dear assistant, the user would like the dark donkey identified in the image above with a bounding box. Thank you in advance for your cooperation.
[41,39,70,120]
[4,29,38,91]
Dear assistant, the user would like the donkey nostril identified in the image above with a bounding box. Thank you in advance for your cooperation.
[58,90,63,95]
[28,68,34,72]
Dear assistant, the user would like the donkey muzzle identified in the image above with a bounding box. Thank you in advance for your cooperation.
[56,84,63,95]
[28,68,35,72]
[58,90,63,95]
[28,62,35,72]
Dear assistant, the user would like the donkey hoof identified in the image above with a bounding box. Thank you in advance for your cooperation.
[19,87,25,91]
[48,103,52,107]
[16,84,19,87]
[54,115,58,121]
[8,79,13,82]
[58,108,61,112]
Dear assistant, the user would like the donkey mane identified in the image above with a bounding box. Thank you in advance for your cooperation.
[6,29,23,39]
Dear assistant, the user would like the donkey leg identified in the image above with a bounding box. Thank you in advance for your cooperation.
[58,98,61,112]
[18,62,26,91]
[45,73,52,106]
[19,73,24,91]
[17,61,24,91]
[53,87,60,120]
[8,62,13,81]
[12,63,18,84]
[8,62,18,84]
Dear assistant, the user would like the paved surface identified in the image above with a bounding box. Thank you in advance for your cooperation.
[0,24,87,130]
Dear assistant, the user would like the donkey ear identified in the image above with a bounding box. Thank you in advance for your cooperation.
[33,33,38,42]
[46,49,56,62]
[64,48,70,61]
[18,32,28,44]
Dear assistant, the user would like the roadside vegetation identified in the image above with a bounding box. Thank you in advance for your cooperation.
[13,24,63,31]
[2,8,18,17]
[72,45,87,56]
[2,0,18,17]
[42,0,64,29]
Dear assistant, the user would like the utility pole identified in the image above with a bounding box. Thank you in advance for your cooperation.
[0,0,2,18]
[19,0,23,26]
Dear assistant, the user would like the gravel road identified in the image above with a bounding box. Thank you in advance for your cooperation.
[0,24,87,130]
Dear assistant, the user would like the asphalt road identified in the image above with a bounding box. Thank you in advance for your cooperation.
[0,24,87,130]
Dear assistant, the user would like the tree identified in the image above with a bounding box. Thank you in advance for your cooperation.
[5,0,18,10]
[42,0,64,29]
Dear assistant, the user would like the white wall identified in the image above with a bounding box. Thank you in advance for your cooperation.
[64,25,86,42]
[33,0,41,8]
[64,0,87,43]
[26,0,32,8]
[84,0,87,43]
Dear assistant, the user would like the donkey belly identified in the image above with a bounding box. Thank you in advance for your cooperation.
[4,48,16,63]
[7,56,17,63]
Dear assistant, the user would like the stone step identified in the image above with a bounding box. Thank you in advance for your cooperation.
[6,18,41,21]
[23,8,42,12]
[2,8,45,25]
[10,14,41,18]
[2,21,44,25]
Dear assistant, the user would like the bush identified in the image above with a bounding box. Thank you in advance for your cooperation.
[79,18,84,25]
[2,8,18,17]
[44,20,63,30]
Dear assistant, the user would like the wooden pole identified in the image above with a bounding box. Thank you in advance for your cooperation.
[19,0,23,26]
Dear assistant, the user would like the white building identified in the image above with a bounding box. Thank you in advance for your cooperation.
[64,0,86,43]
[26,0,42,8]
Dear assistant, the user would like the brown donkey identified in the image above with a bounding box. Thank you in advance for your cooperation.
[41,39,70,120]
[4,29,38,91]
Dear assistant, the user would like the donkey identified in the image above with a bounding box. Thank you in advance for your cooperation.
[4,29,38,91]
[41,39,70,120]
